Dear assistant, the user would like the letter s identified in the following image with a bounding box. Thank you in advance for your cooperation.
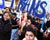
[35,1,47,18]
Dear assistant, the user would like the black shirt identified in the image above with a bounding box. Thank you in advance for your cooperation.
[46,20,50,28]
[11,18,19,29]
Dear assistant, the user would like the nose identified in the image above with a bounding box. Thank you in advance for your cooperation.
[27,36,30,40]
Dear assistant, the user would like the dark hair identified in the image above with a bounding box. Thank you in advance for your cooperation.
[3,12,9,15]
[4,7,10,11]
[25,26,36,36]
[12,13,17,16]
[16,9,20,12]
[3,12,10,19]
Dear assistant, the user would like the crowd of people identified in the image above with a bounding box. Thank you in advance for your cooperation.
[0,7,50,40]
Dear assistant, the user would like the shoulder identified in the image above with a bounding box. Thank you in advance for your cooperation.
[22,37,38,40]
[34,37,38,40]
[22,38,26,40]
[0,19,4,23]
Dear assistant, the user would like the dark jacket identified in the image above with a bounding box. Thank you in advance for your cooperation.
[0,19,12,40]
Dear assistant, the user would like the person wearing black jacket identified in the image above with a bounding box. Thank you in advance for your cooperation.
[0,12,12,40]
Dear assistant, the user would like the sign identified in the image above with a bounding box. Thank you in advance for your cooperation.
[18,0,47,18]
[0,0,4,9]
[10,0,14,8]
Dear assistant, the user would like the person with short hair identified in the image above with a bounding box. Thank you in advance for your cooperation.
[22,26,38,40]
[10,13,19,40]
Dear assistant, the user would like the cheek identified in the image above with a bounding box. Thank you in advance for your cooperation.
[25,36,34,40]
[25,35,30,40]
[7,16,10,19]
[4,16,6,19]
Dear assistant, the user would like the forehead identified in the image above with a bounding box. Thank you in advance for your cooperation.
[26,31,34,35]
[4,13,9,16]
[5,8,9,10]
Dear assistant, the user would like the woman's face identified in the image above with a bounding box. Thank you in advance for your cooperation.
[3,13,10,21]
[25,31,35,40]
[5,8,9,12]
[26,19,31,26]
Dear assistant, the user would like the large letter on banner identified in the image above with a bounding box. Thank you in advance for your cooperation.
[35,1,47,18]
[27,0,36,15]
[10,0,14,8]
[0,0,4,9]
[18,0,29,11]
